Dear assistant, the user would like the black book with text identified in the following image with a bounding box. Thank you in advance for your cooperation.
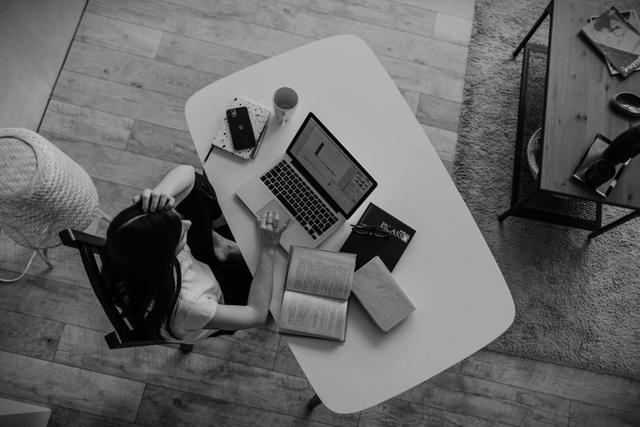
[340,203,415,272]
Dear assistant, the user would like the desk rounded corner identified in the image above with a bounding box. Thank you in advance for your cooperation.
[505,295,516,328]
[329,34,371,52]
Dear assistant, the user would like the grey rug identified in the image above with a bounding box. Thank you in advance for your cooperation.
[454,0,640,380]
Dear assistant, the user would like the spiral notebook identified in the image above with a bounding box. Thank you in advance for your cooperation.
[209,97,271,160]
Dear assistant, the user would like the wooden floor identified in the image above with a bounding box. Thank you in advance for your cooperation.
[1,0,640,425]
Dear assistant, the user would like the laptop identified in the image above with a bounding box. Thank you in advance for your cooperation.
[236,112,377,251]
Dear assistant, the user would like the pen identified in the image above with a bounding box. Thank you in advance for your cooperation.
[204,143,215,162]
[251,120,270,159]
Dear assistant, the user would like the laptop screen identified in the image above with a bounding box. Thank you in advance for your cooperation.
[288,113,376,216]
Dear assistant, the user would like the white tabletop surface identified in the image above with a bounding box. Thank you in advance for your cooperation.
[185,35,515,414]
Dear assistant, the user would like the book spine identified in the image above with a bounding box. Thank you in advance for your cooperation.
[622,57,640,75]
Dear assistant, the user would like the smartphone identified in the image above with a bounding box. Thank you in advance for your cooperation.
[226,107,256,150]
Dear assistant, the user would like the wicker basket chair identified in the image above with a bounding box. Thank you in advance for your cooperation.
[0,128,109,282]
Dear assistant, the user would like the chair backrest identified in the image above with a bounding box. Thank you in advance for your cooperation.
[59,228,163,349]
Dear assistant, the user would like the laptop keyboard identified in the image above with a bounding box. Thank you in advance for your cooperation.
[260,160,339,240]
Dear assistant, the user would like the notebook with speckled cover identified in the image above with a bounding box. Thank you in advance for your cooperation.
[211,97,270,160]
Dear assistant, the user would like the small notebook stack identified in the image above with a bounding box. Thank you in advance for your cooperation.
[210,97,270,160]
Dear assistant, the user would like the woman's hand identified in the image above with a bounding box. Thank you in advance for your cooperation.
[257,210,288,249]
[133,189,175,212]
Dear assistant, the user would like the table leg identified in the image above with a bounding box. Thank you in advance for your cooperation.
[588,210,640,239]
[512,2,552,58]
[498,191,538,222]
[35,248,53,268]
[306,394,322,412]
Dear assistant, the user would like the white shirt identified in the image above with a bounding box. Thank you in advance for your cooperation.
[162,244,223,343]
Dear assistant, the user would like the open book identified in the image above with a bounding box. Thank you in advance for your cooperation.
[278,246,356,341]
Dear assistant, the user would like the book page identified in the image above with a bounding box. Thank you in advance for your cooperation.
[279,291,347,340]
[286,246,355,300]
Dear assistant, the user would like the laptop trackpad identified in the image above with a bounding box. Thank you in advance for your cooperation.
[256,199,292,227]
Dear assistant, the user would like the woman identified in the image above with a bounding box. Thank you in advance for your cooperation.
[103,165,287,343]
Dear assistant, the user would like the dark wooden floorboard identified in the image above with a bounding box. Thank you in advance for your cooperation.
[137,384,335,427]
[0,351,144,422]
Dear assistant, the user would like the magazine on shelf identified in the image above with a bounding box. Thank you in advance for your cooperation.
[587,9,640,75]
[581,7,640,78]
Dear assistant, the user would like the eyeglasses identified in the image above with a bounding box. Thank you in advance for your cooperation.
[350,223,389,238]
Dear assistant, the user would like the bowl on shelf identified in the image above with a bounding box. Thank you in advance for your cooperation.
[610,92,640,118]
[526,127,542,179]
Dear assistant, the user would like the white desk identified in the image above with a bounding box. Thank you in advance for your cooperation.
[185,35,514,414]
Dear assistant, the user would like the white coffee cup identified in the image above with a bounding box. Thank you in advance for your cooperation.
[273,87,298,126]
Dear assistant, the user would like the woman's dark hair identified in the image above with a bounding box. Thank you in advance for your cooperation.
[102,203,183,340]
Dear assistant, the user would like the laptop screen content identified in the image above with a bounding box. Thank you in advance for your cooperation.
[289,115,375,214]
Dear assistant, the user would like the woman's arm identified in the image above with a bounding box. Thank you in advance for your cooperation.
[133,165,195,212]
[204,210,287,330]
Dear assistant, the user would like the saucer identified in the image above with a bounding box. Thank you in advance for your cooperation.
[610,92,640,118]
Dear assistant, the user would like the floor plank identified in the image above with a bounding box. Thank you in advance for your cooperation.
[41,131,181,189]
[395,0,476,20]
[127,120,201,167]
[137,384,333,426]
[569,400,640,427]
[379,55,465,102]
[416,93,461,132]
[156,32,268,76]
[398,370,570,426]
[76,12,163,58]
[163,0,259,23]
[273,337,307,378]
[461,350,640,415]
[52,70,188,131]
[0,310,64,360]
[0,351,144,422]
[0,270,111,332]
[0,397,142,427]
[399,89,420,114]
[254,1,468,75]
[433,12,474,46]
[65,40,218,99]
[422,124,457,173]
[275,0,437,38]
[87,0,312,58]
[359,398,510,427]
[40,100,133,150]
[0,235,95,287]
[192,327,280,371]
[54,325,359,426]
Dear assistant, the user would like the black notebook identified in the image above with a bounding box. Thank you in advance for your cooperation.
[340,203,415,271]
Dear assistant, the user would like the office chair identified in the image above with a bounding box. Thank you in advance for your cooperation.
[59,228,232,353]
